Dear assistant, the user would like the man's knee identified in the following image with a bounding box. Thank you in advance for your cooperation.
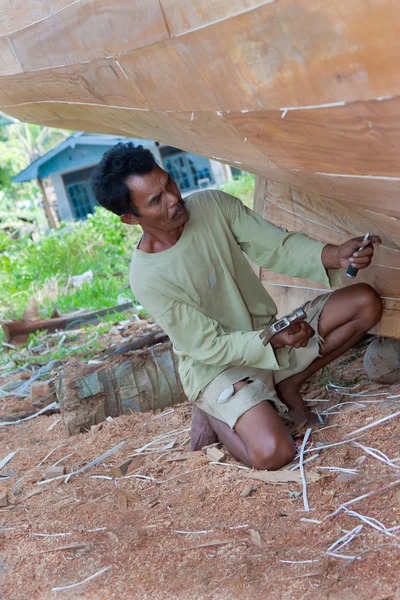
[248,437,295,471]
[351,283,382,326]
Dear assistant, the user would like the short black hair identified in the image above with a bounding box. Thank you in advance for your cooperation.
[91,142,157,216]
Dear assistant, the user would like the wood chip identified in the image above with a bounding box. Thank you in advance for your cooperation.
[164,455,189,463]
[241,483,255,497]
[336,472,360,483]
[38,542,90,554]
[244,470,321,485]
[0,492,7,507]
[44,466,66,479]
[205,447,226,462]
[25,488,46,499]
[201,442,220,452]
[249,529,263,547]
[111,459,133,478]
[126,455,147,472]
[117,490,128,510]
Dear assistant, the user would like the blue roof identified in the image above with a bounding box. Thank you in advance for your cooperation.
[13,132,154,183]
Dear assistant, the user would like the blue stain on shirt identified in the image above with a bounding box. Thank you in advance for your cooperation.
[208,271,217,287]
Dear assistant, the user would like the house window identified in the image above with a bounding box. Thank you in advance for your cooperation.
[63,167,97,220]
[160,147,213,192]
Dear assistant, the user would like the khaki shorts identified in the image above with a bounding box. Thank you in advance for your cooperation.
[195,293,331,429]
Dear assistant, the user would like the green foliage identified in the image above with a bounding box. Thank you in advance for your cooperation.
[218,171,255,208]
[0,206,141,321]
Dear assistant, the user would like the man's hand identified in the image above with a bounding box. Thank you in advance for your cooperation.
[260,321,315,350]
[322,235,381,270]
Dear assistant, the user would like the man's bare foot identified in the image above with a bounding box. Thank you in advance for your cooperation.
[189,403,218,451]
[289,407,320,427]
[276,379,319,427]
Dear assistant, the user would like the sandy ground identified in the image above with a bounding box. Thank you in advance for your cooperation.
[0,348,400,600]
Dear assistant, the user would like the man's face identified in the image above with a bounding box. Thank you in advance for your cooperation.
[125,166,188,231]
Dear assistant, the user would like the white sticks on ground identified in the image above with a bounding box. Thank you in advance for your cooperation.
[318,466,359,474]
[51,566,111,592]
[327,525,364,555]
[346,509,397,537]
[326,479,400,519]
[299,428,312,512]
[0,450,19,470]
[64,441,126,483]
[0,402,59,426]
[352,442,400,469]
[345,411,400,437]
[288,454,319,471]
[304,437,359,454]
[174,530,214,535]
[37,443,68,468]
[209,461,250,470]
[134,428,190,454]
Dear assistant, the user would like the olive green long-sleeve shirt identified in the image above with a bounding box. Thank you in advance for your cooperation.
[130,190,340,400]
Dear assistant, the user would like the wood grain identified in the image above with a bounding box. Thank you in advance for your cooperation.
[226,97,400,177]
[160,0,268,36]
[0,38,23,76]
[10,0,169,71]
[0,58,150,108]
[156,0,400,111]
[0,0,72,36]
[262,181,400,251]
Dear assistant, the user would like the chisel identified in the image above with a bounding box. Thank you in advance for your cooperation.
[346,233,370,278]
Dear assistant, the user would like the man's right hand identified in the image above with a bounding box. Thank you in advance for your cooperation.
[268,321,315,349]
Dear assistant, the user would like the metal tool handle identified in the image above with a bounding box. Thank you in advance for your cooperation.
[345,233,370,279]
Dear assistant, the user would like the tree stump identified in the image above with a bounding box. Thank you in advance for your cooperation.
[364,337,400,384]
[57,342,187,435]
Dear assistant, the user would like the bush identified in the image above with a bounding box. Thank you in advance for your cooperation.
[0,206,142,319]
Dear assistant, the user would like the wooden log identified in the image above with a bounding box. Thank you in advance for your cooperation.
[0,302,134,345]
[112,330,168,355]
[57,342,186,436]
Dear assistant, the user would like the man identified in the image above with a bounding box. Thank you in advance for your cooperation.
[92,143,382,470]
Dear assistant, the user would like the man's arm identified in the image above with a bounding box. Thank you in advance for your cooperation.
[214,191,380,285]
[214,191,339,287]
[155,300,290,372]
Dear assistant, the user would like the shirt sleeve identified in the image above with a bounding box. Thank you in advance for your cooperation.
[156,301,290,371]
[213,190,341,289]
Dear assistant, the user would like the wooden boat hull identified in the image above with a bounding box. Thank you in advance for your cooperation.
[0,0,399,333]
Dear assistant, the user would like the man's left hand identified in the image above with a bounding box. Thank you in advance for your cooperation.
[322,235,381,270]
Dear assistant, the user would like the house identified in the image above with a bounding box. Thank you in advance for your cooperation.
[13,132,234,222]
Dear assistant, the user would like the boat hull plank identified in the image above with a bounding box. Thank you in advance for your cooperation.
[257,179,400,337]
